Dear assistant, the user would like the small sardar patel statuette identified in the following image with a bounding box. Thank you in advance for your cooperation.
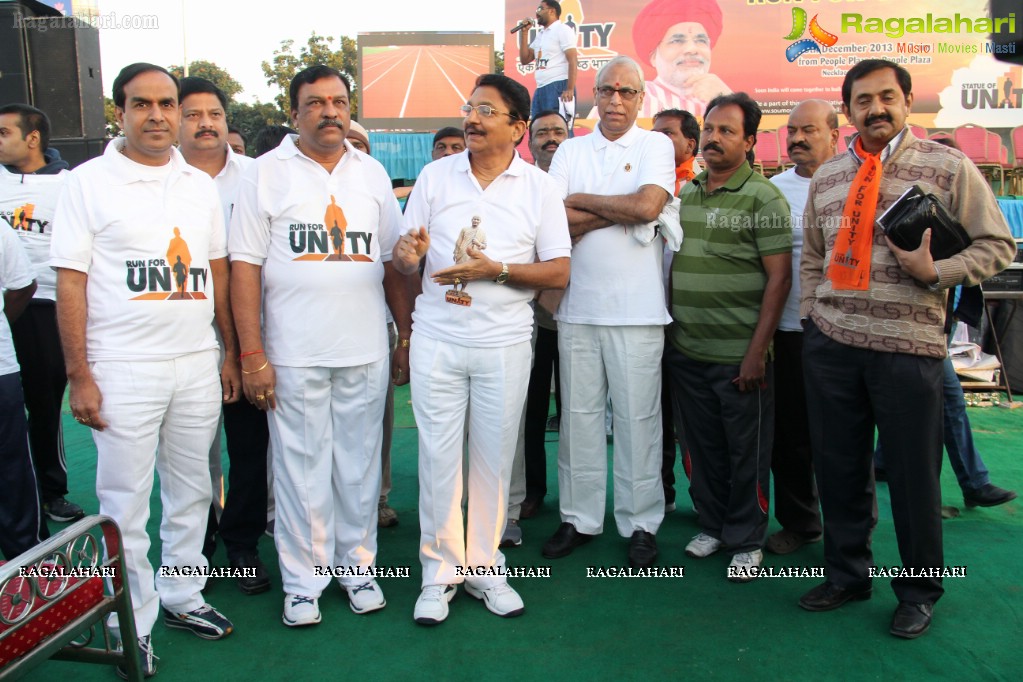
[445,216,487,307]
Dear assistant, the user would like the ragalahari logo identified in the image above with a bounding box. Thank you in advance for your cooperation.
[783,7,838,62]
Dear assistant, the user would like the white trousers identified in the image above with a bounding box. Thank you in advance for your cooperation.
[269,360,387,596]
[412,335,531,589]
[558,323,665,536]
[93,350,220,638]
[506,322,538,522]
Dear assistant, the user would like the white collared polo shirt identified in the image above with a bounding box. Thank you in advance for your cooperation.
[548,123,675,326]
[49,138,226,362]
[229,136,400,367]
[404,151,570,348]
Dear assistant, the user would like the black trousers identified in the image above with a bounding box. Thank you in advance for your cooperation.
[659,341,689,507]
[11,301,68,502]
[770,330,822,537]
[524,325,560,500]
[218,399,270,560]
[0,372,49,559]
[666,347,773,553]
[802,320,944,604]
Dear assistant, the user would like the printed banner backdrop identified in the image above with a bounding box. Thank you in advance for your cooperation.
[504,0,1022,127]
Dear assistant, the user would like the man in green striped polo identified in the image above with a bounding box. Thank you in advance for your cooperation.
[666,92,791,581]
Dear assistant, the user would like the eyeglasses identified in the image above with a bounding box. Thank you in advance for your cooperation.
[460,104,517,119]
[595,86,641,101]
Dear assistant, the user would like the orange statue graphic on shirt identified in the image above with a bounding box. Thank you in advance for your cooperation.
[325,195,347,257]
[167,227,192,296]
[13,203,34,229]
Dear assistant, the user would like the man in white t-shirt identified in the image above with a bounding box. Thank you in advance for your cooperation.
[229,64,413,629]
[518,0,578,120]
[395,73,570,625]
[177,76,270,597]
[541,56,674,569]
[0,227,45,560]
[50,63,240,677]
[766,99,838,556]
[0,104,84,526]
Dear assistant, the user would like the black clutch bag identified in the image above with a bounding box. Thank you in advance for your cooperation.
[876,185,972,261]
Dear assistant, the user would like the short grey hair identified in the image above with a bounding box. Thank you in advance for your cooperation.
[595,56,645,91]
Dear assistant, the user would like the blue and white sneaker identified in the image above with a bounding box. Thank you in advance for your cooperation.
[465,582,524,618]
[413,584,457,625]
[162,603,233,640]
[116,634,158,679]
[283,594,321,627]
[344,579,386,614]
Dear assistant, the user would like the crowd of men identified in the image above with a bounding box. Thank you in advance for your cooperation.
[0,50,1017,678]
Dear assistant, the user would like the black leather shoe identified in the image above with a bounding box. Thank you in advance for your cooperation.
[963,483,1018,508]
[520,497,543,520]
[542,522,594,559]
[628,530,658,568]
[890,601,933,639]
[798,581,872,611]
[231,553,271,595]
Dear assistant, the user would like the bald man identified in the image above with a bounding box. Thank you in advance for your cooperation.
[766,99,838,556]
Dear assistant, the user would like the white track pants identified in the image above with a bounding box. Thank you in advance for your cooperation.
[412,335,530,589]
[93,350,220,639]
[557,323,665,536]
[269,360,387,596]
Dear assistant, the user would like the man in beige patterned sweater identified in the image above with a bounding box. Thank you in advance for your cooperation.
[797,59,1014,639]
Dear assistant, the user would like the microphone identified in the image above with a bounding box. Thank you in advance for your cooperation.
[510,20,533,34]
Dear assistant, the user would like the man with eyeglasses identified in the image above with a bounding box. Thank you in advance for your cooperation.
[517,1,577,121]
[395,74,570,625]
[541,56,674,570]
[229,64,414,628]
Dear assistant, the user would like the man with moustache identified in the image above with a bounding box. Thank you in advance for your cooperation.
[667,93,792,581]
[177,77,270,595]
[51,63,239,676]
[395,74,570,624]
[542,56,674,569]
[764,99,838,555]
[503,110,571,546]
[518,0,578,119]
[799,59,1014,638]
[633,0,732,119]
[230,65,413,628]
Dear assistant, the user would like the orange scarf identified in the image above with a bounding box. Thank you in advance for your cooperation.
[674,158,697,196]
[828,137,881,291]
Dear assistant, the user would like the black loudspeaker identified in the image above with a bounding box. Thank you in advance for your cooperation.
[0,3,32,104]
[23,17,104,138]
[990,0,1023,66]
[49,137,105,169]
[987,300,1023,394]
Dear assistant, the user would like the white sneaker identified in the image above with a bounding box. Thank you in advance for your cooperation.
[282,594,321,627]
[685,533,722,558]
[464,582,524,618]
[414,584,457,625]
[345,578,386,614]
[727,550,764,583]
